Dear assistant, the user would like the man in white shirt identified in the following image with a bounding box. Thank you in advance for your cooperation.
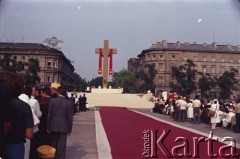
[192,95,201,124]
[178,97,187,122]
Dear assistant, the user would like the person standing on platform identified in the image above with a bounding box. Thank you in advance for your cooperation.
[47,86,73,159]
[82,94,87,112]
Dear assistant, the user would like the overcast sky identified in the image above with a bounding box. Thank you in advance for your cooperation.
[0,0,240,80]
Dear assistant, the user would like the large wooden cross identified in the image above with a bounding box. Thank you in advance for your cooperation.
[95,40,117,89]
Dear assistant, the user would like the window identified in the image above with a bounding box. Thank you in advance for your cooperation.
[22,56,25,60]
[13,56,17,60]
[47,61,51,67]
[203,56,206,61]
[158,64,163,72]
[172,55,175,60]
[221,57,224,62]
[203,66,206,73]
[211,67,216,73]
[230,58,233,63]
[160,55,163,60]
[220,67,225,74]
[212,57,215,62]
[47,76,51,83]
[158,77,163,85]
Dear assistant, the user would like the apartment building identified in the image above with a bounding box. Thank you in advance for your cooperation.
[128,40,240,97]
[0,42,75,88]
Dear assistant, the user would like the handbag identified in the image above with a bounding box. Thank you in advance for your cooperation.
[208,106,217,117]
[208,109,216,117]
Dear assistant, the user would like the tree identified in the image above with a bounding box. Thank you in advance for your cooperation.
[136,64,157,93]
[72,73,87,91]
[197,72,217,99]
[111,69,138,93]
[171,59,197,97]
[24,58,40,86]
[0,54,24,73]
[218,68,238,99]
[89,76,103,88]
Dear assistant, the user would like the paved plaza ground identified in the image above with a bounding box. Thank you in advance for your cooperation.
[66,107,240,159]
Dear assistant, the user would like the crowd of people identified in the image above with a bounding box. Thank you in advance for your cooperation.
[153,93,240,132]
[0,71,87,159]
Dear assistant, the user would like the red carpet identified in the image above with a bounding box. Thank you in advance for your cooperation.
[99,107,239,159]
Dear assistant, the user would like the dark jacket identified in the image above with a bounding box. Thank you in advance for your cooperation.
[47,96,73,134]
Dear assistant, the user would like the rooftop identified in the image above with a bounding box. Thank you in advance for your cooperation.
[139,40,240,56]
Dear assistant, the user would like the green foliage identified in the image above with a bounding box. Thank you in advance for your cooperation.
[0,54,24,73]
[89,76,103,88]
[171,59,197,97]
[24,58,40,86]
[197,73,217,98]
[72,73,88,91]
[136,64,157,93]
[171,59,239,99]
[218,68,238,99]
[111,69,138,93]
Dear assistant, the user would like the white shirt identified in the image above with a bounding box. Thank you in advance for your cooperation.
[178,99,187,110]
[192,99,201,108]
[30,96,42,118]
[30,96,42,132]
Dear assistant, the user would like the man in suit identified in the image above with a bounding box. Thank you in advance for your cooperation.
[69,93,76,116]
[78,95,83,112]
[47,86,73,159]
[82,94,87,112]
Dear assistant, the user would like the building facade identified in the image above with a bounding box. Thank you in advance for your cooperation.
[0,42,75,88]
[128,40,240,97]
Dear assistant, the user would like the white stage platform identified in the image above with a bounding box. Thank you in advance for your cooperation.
[91,88,123,94]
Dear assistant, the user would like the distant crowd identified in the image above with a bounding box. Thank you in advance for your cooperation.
[0,71,87,159]
[152,92,240,132]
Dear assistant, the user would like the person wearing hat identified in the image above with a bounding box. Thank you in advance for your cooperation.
[47,86,73,159]
[51,82,61,98]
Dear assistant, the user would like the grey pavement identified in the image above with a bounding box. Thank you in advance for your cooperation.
[66,109,98,159]
[66,108,240,159]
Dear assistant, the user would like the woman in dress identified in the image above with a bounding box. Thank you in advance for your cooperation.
[187,100,193,121]
[210,99,221,130]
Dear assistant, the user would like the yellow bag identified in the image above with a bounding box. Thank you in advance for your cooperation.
[37,145,56,159]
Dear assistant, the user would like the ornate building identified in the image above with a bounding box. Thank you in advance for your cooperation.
[0,42,75,88]
[128,40,240,97]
